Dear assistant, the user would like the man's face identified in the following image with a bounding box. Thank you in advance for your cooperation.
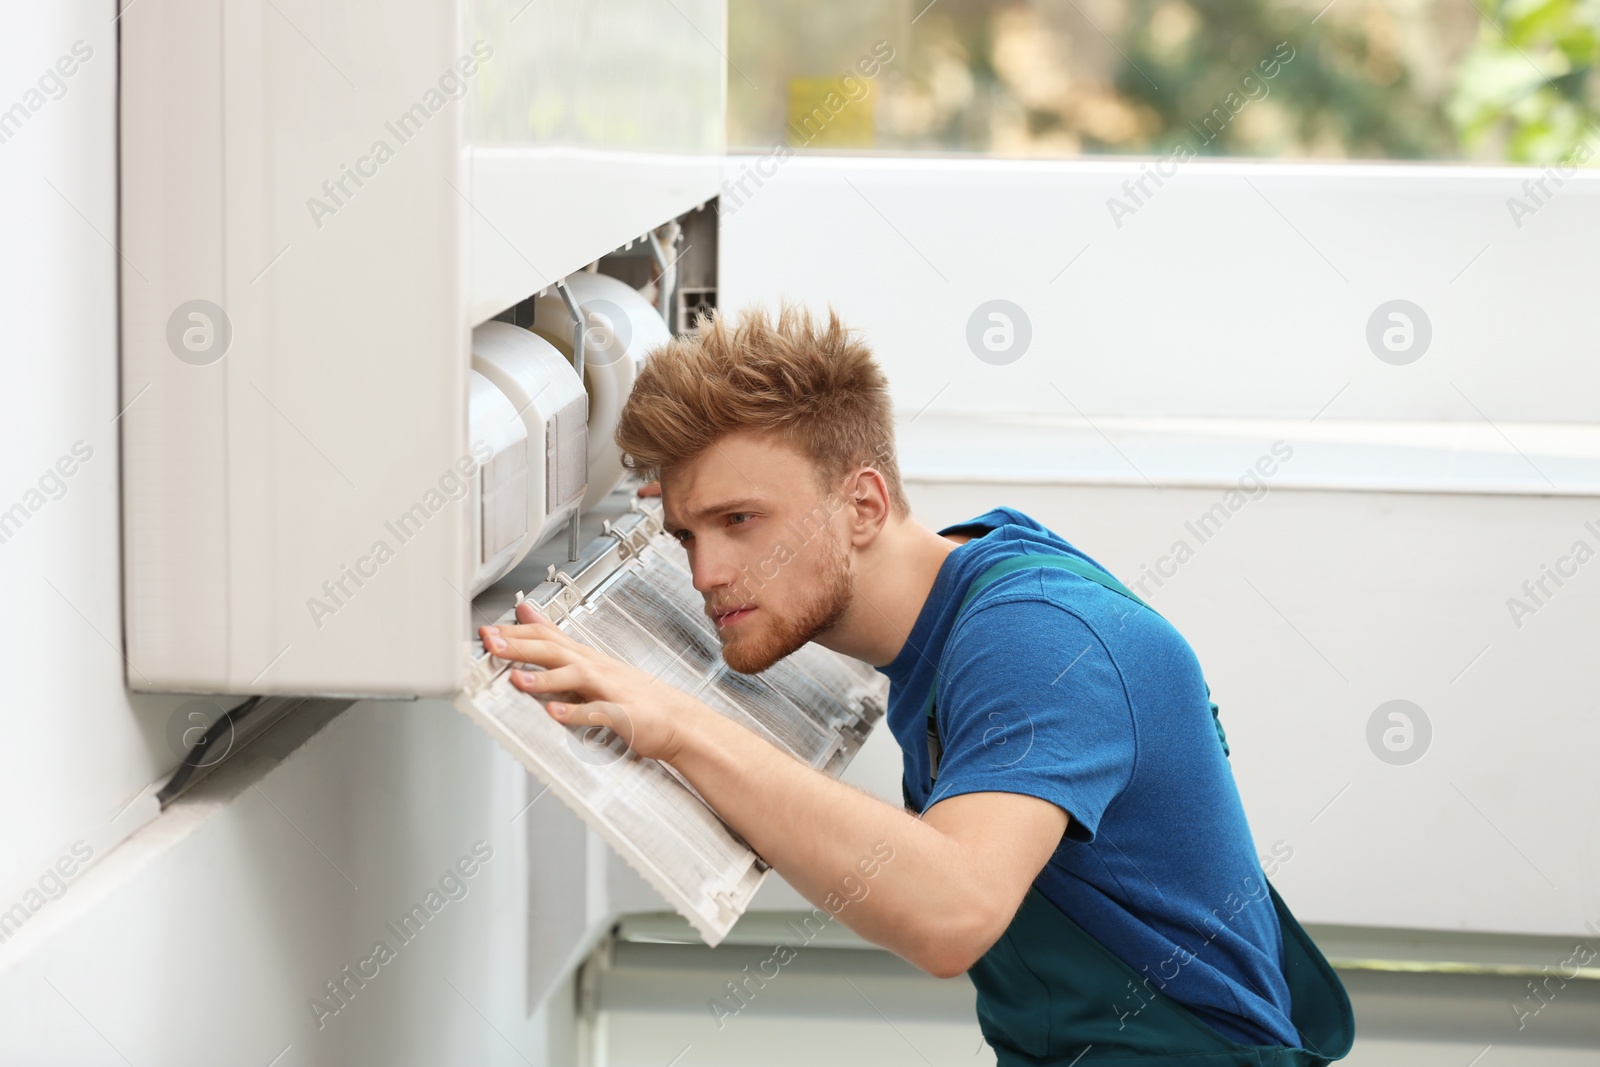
[659,431,854,674]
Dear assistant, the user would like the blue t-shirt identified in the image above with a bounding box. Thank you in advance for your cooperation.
[879,507,1298,1048]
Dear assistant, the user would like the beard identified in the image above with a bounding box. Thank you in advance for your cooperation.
[718,527,853,674]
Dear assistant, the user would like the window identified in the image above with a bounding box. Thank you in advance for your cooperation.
[730,0,1600,163]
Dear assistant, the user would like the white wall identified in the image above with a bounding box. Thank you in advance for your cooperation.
[718,154,1600,423]
[720,155,1600,938]
[0,696,589,1066]
[0,0,190,927]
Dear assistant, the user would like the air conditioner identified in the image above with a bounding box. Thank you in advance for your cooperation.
[118,0,732,698]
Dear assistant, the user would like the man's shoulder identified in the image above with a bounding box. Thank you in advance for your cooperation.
[951,546,1147,635]
[941,584,1126,695]
[944,552,1190,684]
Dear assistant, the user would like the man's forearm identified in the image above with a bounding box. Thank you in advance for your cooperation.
[663,692,987,976]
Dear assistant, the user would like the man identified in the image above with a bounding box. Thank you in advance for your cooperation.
[478,304,1351,1063]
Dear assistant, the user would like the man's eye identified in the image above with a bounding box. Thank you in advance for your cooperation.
[672,530,692,544]
[728,513,750,526]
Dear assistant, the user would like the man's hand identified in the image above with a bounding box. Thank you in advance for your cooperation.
[479,600,694,763]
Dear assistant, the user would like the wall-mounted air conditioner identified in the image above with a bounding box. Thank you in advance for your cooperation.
[118,0,728,698]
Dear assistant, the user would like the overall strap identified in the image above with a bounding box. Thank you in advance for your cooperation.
[924,552,1229,788]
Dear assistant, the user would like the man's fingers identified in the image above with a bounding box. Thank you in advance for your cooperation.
[549,699,635,743]
[515,600,552,625]
[480,625,575,665]
[494,623,576,644]
[495,607,590,650]
[503,630,599,668]
[509,664,587,697]
[475,602,559,646]
[551,700,638,766]
[499,636,579,667]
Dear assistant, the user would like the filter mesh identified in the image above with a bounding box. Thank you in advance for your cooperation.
[455,525,888,945]
[466,671,758,918]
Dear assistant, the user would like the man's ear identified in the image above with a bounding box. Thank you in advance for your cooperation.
[843,467,892,546]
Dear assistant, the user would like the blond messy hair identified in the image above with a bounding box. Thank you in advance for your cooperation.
[615,302,910,519]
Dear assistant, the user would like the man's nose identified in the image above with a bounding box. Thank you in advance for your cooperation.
[688,544,738,596]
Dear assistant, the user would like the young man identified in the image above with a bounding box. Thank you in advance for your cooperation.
[478,305,1351,1063]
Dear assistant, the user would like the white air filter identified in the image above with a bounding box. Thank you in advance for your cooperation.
[455,503,888,946]
[471,322,589,565]
[531,273,672,513]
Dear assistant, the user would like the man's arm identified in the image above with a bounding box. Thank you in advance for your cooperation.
[482,601,1068,977]
[663,697,1068,978]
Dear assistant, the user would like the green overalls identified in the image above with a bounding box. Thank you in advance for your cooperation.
[906,552,1355,1066]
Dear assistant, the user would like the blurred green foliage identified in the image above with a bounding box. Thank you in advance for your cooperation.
[729,0,1600,162]
[1115,0,1455,158]
[1449,0,1600,160]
